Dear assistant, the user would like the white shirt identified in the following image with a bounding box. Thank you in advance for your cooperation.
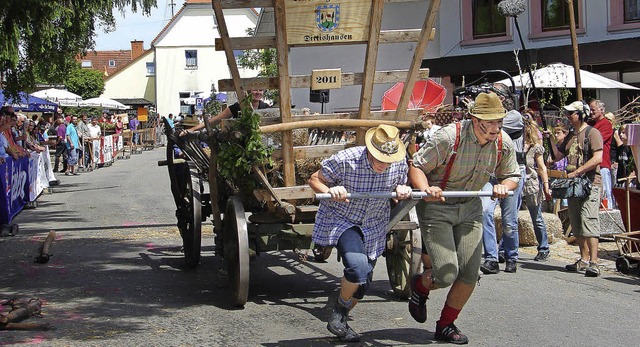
[88,123,101,138]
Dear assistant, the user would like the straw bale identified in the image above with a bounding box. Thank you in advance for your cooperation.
[494,208,563,246]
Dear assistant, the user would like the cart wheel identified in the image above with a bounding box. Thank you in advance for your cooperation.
[224,196,250,307]
[180,167,202,268]
[385,208,422,299]
[616,256,631,274]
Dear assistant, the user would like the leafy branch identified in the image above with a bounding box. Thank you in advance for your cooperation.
[217,96,273,192]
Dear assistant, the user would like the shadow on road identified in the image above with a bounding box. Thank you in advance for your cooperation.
[261,327,433,346]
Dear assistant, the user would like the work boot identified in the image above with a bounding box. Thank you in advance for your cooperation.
[408,274,428,323]
[504,259,517,273]
[480,260,499,274]
[327,299,350,338]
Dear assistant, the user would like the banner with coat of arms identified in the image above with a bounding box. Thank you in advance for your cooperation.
[285,0,372,45]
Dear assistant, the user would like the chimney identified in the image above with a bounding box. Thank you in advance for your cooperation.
[131,40,144,60]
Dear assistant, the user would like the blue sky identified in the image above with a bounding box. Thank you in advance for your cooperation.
[93,0,186,50]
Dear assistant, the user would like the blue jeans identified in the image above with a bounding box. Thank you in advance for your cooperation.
[481,166,525,261]
[524,196,549,252]
[335,227,377,299]
[600,167,612,208]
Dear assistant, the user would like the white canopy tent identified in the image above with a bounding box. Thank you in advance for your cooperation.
[497,63,639,90]
[31,88,83,107]
[79,97,128,110]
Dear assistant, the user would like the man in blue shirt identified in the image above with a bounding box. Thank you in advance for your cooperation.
[65,116,80,175]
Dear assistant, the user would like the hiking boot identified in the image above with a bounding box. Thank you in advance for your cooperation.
[565,259,589,273]
[504,259,517,273]
[585,262,601,277]
[339,325,361,343]
[408,274,428,323]
[480,260,499,274]
[534,251,550,261]
[327,299,350,338]
[434,323,469,345]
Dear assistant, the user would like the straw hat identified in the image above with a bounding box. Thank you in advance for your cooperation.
[470,92,506,120]
[364,124,406,163]
[180,114,200,127]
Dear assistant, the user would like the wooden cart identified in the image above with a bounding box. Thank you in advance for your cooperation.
[161,0,441,307]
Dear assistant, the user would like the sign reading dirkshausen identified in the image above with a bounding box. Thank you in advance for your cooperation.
[285,0,372,45]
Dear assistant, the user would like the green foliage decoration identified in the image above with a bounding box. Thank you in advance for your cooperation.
[217,96,273,192]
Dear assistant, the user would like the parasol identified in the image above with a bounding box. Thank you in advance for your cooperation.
[381,79,446,113]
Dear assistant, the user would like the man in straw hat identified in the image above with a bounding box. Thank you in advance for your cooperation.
[308,124,413,343]
[408,92,520,344]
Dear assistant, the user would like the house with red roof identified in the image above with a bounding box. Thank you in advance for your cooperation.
[97,0,258,117]
[151,0,258,117]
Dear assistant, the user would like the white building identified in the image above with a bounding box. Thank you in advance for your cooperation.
[151,0,259,117]
[101,48,156,107]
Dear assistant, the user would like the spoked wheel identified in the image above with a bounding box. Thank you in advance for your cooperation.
[166,135,202,268]
[386,208,422,299]
[180,167,202,268]
[224,196,250,307]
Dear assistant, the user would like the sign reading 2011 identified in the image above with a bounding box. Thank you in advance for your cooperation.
[285,0,372,45]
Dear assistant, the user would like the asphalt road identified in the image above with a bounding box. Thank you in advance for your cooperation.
[2,148,640,346]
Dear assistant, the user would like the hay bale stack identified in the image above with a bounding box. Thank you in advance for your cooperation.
[494,208,564,246]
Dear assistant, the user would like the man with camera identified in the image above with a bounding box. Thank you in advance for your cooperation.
[548,101,603,277]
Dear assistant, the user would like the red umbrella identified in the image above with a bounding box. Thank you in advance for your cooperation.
[381,79,446,113]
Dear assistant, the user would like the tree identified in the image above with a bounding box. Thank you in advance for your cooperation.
[0,0,156,98]
[64,64,105,99]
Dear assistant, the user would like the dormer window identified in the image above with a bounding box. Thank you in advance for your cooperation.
[81,60,92,68]
[108,60,116,67]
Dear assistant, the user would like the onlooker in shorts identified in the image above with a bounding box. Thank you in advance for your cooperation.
[548,101,603,277]
[65,116,80,176]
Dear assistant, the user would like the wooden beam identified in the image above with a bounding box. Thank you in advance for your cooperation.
[273,0,295,187]
[212,1,244,101]
[254,185,317,201]
[218,0,274,9]
[258,108,425,126]
[356,0,385,146]
[395,0,440,120]
[218,69,430,92]
[214,28,435,51]
[260,119,426,134]
[271,143,355,160]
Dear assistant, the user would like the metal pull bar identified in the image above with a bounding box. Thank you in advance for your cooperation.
[315,190,514,200]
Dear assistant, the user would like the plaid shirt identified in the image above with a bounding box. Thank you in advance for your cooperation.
[312,147,408,260]
[413,120,521,196]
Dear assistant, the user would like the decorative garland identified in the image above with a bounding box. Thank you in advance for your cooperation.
[217,96,273,192]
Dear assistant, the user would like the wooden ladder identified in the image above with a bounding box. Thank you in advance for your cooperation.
[212,0,441,188]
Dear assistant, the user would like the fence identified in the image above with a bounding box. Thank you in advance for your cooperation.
[1,127,166,226]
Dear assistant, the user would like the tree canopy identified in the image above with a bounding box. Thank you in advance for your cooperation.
[0,0,156,98]
[65,64,105,100]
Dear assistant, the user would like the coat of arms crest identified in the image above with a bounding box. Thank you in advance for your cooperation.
[316,4,340,32]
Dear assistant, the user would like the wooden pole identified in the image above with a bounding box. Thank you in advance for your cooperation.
[567,0,582,100]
